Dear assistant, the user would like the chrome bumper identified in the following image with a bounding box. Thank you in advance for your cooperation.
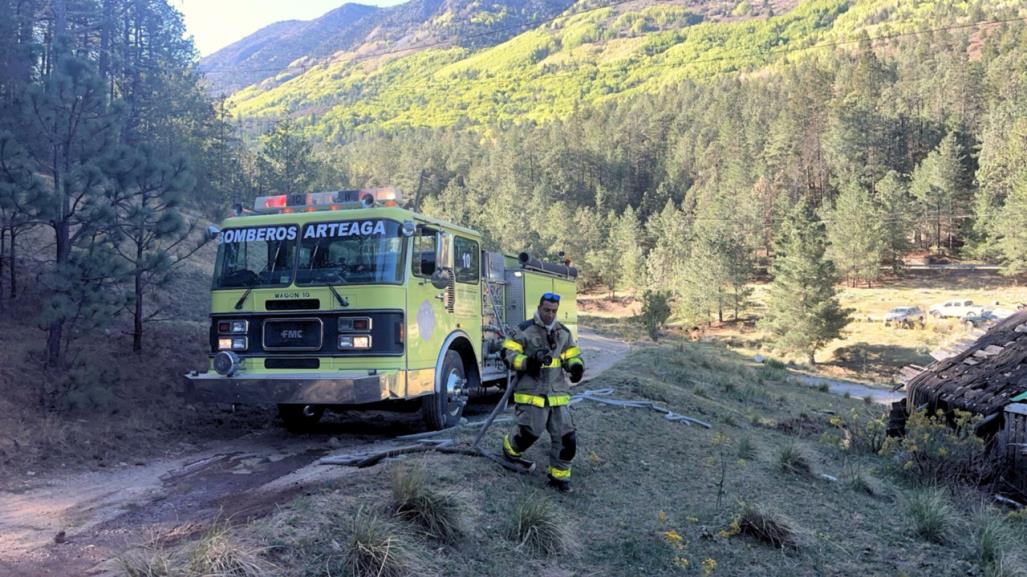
[183,371,394,405]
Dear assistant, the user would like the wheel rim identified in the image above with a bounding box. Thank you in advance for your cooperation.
[444,368,468,418]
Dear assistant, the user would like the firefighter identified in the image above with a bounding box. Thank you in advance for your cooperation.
[500,292,585,492]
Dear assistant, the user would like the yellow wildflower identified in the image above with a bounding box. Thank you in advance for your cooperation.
[658,511,669,525]
[703,558,717,576]
[674,557,691,569]
[718,520,741,538]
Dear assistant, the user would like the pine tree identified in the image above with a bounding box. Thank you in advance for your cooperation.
[995,171,1027,276]
[911,133,967,252]
[106,146,207,352]
[256,120,318,194]
[0,131,44,302]
[762,201,851,365]
[875,171,913,271]
[824,181,884,286]
[611,206,643,293]
[22,31,125,366]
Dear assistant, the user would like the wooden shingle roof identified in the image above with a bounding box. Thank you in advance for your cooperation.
[906,311,1027,417]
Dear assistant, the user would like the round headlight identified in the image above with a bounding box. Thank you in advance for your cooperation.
[213,351,241,376]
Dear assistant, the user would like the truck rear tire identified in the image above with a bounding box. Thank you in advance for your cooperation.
[422,350,467,430]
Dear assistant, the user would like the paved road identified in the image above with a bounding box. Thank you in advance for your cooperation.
[795,374,905,405]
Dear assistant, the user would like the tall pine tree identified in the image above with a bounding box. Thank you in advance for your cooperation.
[762,201,851,364]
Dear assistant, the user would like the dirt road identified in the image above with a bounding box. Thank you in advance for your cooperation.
[0,327,629,577]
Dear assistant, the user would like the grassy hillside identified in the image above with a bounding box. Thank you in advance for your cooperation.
[117,341,1027,576]
[225,0,1018,136]
[0,237,276,485]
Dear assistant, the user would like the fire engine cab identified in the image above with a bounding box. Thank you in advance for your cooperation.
[185,187,577,430]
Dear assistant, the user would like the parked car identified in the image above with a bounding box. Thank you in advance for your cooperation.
[884,306,925,328]
[962,310,999,329]
[929,299,985,319]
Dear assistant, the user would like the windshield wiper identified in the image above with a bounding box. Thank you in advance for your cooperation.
[234,277,256,310]
[328,284,349,308]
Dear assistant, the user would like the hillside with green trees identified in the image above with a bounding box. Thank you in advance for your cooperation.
[208,1,1027,346]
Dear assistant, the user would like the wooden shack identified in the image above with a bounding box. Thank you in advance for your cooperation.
[901,311,1027,494]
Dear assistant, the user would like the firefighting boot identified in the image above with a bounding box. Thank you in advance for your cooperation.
[547,475,572,493]
[502,436,536,473]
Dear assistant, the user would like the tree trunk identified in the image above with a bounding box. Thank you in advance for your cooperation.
[47,222,69,366]
[808,352,816,365]
[133,267,143,352]
[133,232,144,352]
[0,227,5,307]
[8,227,15,298]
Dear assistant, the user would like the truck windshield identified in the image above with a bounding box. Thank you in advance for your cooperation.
[212,225,299,289]
[296,219,406,285]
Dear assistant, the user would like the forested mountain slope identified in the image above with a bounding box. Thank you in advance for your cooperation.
[193,0,1027,335]
[200,0,581,96]
[208,0,1017,138]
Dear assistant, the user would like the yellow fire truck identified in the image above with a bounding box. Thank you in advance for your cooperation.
[185,187,577,430]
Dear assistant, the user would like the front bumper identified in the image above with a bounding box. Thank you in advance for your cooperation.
[183,370,396,405]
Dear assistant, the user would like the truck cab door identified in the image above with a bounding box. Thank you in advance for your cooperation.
[406,227,455,381]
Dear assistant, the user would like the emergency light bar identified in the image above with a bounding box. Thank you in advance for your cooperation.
[253,186,404,214]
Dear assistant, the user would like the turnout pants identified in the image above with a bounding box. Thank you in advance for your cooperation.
[504,399,577,480]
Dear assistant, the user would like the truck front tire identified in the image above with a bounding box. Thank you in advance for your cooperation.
[422,350,467,430]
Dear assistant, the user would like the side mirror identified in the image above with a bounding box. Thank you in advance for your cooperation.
[434,231,453,270]
[207,225,221,241]
[430,268,453,290]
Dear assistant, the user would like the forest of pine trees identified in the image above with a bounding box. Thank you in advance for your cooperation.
[2,1,1027,367]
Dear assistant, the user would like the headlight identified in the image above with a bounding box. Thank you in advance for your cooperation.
[213,351,242,376]
[217,320,248,334]
[339,335,372,349]
[218,337,248,351]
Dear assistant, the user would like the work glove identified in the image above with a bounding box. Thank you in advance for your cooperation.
[526,349,552,377]
[568,363,584,383]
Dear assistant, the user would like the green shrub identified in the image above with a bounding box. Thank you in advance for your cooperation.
[882,409,995,486]
[830,408,888,454]
[639,290,672,341]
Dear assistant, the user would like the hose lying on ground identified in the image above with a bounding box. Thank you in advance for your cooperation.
[319,388,712,468]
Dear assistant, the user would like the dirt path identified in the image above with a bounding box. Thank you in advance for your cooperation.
[0,328,631,577]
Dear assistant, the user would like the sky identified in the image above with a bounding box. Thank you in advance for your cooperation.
[173,0,405,56]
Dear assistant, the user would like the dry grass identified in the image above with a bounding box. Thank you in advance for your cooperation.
[186,522,276,577]
[390,464,465,543]
[706,269,1027,381]
[336,507,431,577]
[117,538,177,577]
[906,488,956,544]
[735,502,800,549]
[776,442,815,476]
[507,490,573,557]
[736,435,757,460]
[117,522,275,577]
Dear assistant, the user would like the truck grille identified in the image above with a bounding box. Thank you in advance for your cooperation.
[263,318,323,351]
